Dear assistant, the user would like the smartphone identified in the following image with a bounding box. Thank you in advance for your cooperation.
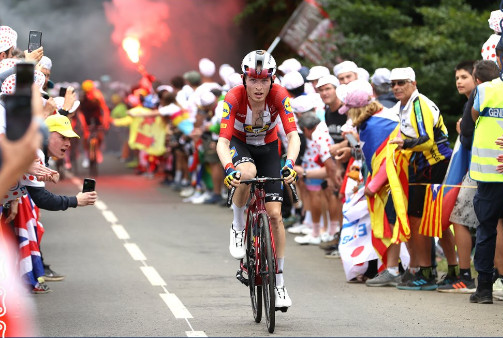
[82,178,96,192]
[14,62,34,96]
[4,94,32,141]
[59,87,67,97]
[28,30,42,53]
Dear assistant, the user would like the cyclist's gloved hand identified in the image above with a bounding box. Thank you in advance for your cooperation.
[224,163,240,189]
[282,159,297,181]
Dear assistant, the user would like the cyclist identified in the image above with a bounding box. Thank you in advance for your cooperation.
[77,79,110,167]
[216,50,300,308]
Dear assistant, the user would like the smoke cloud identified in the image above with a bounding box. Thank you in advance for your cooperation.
[0,0,251,86]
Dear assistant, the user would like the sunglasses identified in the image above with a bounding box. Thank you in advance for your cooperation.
[391,80,410,87]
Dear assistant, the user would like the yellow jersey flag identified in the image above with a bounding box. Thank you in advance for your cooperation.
[128,106,166,156]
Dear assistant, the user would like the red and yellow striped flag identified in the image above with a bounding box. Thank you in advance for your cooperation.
[419,184,444,238]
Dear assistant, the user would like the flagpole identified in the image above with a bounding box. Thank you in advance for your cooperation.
[267,36,281,54]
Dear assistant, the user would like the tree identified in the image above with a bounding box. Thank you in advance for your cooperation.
[239,0,498,139]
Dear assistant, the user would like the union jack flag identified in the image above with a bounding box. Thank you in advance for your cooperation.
[13,195,45,287]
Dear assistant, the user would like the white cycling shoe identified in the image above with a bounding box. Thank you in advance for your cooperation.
[229,227,245,260]
[274,286,292,308]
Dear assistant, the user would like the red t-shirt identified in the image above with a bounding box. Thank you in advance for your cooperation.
[219,84,297,146]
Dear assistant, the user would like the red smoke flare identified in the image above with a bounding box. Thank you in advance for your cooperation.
[104,0,170,65]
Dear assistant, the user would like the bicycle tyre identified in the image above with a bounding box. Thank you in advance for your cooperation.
[260,213,275,333]
[246,213,261,323]
[89,137,98,177]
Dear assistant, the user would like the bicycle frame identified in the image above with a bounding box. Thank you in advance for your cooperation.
[240,181,278,285]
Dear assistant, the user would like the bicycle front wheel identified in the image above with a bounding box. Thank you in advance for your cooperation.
[246,213,261,323]
[259,213,275,333]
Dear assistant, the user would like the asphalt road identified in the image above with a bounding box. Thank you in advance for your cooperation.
[32,155,503,337]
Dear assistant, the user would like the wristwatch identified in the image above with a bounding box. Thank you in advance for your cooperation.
[303,171,307,179]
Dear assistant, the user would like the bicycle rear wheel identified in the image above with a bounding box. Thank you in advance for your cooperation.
[259,213,275,333]
[246,213,262,323]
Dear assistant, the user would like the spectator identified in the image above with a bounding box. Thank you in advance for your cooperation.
[370,68,397,108]
[333,61,358,85]
[388,67,453,291]
[468,40,503,304]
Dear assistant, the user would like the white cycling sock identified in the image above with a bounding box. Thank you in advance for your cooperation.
[304,211,312,225]
[174,170,182,183]
[387,266,399,276]
[231,203,246,231]
[276,257,285,287]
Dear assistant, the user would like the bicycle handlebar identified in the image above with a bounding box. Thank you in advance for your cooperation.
[226,173,299,207]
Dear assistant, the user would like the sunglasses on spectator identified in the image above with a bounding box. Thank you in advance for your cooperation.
[391,80,411,87]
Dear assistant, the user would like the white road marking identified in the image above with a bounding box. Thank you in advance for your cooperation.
[94,200,107,210]
[111,224,130,240]
[66,172,203,336]
[101,210,118,224]
[160,293,193,319]
[186,331,207,337]
[140,266,166,286]
[124,243,146,261]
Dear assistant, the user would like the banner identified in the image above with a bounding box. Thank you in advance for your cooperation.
[279,0,331,64]
[339,164,378,281]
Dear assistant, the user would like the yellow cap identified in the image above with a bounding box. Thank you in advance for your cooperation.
[45,114,80,138]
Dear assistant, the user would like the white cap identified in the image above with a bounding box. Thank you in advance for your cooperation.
[333,61,358,77]
[371,68,391,86]
[227,72,242,88]
[219,64,235,84]
[356,67,369,82]
[54,96,80,113]
[489,10,503,33]
[39,56,52,71]
[156,84,174,93]
[335,79,373,104]
[0,58,19,73]
[481,34,500,62]
[290,95,316,114]
[199,91,216,107]
[199,58,216,78]
[278,58,302,74]
[390,67,415,82]
[281,71,304,90]
[316,75,339,88]
[159,103,181,116]
[1,70,45,95]
[306,66,330,81]
[0,26,17,52]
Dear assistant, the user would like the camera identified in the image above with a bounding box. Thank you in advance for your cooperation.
[345,133,363,161]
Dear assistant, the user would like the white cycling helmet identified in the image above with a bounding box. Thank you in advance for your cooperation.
[241,50,276,78]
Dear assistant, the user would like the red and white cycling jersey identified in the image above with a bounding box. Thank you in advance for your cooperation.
[219,84,298,146]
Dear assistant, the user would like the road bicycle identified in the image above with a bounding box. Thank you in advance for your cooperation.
[227,172,298,333]
[87,123,103,177]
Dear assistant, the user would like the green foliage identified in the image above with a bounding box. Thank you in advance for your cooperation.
[322,0,493,139]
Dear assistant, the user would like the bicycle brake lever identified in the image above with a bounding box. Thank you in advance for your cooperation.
[226,172,241,207]
[281,169,299,203]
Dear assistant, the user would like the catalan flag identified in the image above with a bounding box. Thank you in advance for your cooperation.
[419,184,444,237]
[360,109,411,265]
[419,136,471,237]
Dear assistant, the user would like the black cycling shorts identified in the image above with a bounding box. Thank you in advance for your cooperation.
[230,137,283,203]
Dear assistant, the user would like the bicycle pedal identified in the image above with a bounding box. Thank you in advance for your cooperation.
[275,307,288,313]
[236,269,249,286]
